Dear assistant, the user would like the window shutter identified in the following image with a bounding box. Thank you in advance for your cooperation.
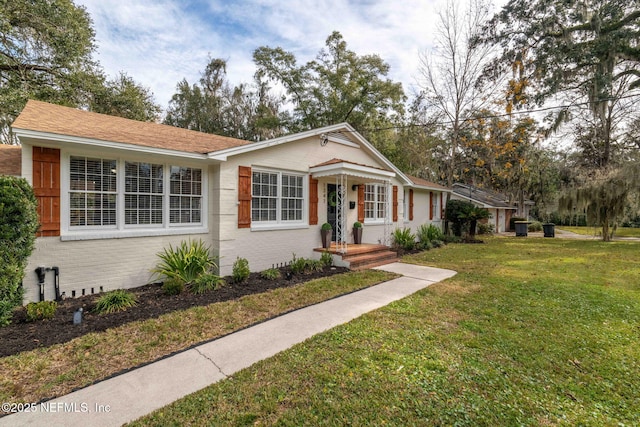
[393,185,398,222]
[309,176,318,225]
[357,184,365,222]
[429,192,434,220]
[238,166,252,228]
[440,193,444,218]
[409,189,414,221]
[33,147,60,237]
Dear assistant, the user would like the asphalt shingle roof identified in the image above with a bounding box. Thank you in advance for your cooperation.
[12,100,253,154]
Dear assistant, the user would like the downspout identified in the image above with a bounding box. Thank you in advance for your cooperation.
[33,266,61,301]
[35,267,46,302]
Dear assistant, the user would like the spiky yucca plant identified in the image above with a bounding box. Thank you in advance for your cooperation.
[151,239,217,284]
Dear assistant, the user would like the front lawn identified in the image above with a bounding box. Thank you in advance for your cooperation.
[559,225,640,238]
[131,236,640,426]
[0,270,396,407]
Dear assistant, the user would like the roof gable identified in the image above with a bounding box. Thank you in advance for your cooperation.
[12,100,252,154]
[0,145,21,176]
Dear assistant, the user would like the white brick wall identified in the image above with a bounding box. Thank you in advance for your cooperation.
[23,233,211,302]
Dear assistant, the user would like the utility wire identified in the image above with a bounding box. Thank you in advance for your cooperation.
[363,92,640,133]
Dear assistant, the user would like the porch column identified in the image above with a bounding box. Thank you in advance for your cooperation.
[383,179,392,246]
[335,173,348,254]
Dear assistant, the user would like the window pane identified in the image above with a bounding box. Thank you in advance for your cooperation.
[69,156,117,228]
[125,161,164,226]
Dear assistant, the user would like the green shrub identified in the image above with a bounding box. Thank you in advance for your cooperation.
[232,257,250,283]
[306,259,324,273]
[191,273,225,294]
[151,239,217,284]
[321,222,332,231]
[162,278,185,296]
[417,224,444,245]
[94,290,138,314]
[289,254,324,275]
[353,221,362,228]
[290,254,308,275]
[392,228,416,251]
[0,176,39,326]
[529,221,543,232]
[416,239,433,251]
[260,268,281,281]
[477,222,494,235]
[320,250,333,267]
[25,301,58,322]
[431,239,444,248]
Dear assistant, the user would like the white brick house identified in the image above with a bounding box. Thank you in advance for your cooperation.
[11,100,449,302]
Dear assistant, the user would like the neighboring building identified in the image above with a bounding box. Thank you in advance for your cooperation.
[0,144,22,177]
[451,183,519,233]
[12,100,450,302]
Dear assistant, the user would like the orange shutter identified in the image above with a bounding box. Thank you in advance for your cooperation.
[238,166,252,228]
[429,192,433,220]
[309,177,318,225]
[33,147,60,237]
[409,189,414,221]
[357,184,365,222]
[393,185,398,222]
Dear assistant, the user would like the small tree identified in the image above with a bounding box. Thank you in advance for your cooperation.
[445,199,474,237]
[445,199,490,238]
[459,205,491,239]
[559,164,640,241]
[0,177,39,325]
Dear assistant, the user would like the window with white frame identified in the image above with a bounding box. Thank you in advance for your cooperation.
[252,170,304,224]
[69,158,203,229]
[125,162,163,225]
[364,183,387,221]
[431,193,439,219]
[70,157,117,227]
[169,166,202,224]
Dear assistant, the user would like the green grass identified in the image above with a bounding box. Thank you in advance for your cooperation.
[559,225,640,238]
[130,237,640,426]
[0,270,396,405]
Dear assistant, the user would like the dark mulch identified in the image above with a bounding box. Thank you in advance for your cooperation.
[1,266,348,358]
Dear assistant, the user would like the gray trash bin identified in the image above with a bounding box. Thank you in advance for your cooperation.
[543,223,555,238]
[515,221,529,237]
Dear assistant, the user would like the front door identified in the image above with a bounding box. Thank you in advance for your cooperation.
[327,184,339,241]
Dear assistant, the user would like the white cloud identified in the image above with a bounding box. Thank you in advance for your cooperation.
[76,0,507,110]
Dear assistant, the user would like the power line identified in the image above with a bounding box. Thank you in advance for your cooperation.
[367,92,640,132]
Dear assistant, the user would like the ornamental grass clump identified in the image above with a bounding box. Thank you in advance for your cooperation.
[392,227,416,251]
[191,273,225,294]
[94,290,137,314]
[151,239,218,285]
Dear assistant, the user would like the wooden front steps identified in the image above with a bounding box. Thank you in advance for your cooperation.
[314,243,398,270]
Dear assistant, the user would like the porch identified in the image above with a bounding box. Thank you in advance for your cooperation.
[314,243,398,270]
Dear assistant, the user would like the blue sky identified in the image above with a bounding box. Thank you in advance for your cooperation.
[75,0,506,110]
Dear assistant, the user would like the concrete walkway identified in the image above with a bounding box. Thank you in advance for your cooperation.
[1,263,456,427]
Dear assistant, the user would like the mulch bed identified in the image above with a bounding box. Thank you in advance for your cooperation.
[1,266,348,358]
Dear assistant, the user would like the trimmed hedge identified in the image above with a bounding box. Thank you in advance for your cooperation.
[0,176,39,326]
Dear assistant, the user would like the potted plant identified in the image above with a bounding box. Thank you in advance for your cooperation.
[353,221,363,244]
[321,222,332,248]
